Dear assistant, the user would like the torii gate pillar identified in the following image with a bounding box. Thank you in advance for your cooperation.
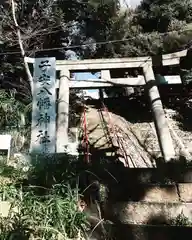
[143,64,175,161]
[56,69,70,152]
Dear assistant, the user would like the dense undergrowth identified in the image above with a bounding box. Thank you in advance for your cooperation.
[0,154,192,240]
[0,156,89,240]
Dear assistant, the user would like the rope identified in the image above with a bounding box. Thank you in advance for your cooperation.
[100,101,131,167]
[80,95,137,167]
[83,106,90,163]
[81,91,90,163]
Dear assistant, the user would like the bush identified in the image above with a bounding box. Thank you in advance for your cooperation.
[0,183,88,239]
[0,157,89,240]
[170,211,192,226]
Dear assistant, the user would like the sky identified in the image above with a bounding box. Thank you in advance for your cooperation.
[130,0,142,8]
[121,0,142,8]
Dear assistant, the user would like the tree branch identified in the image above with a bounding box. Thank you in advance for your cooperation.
[11,0,33,92]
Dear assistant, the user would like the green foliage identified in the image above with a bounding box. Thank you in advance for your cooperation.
[170,211,192,226]
[168,19,187,32]
[0,89,32,151]
[135,0,192,32]
[121,31,164,57]
[181,69,192,84]
[0,163,27,182]
[0,158,89,240]
[115,0,192,58]
[0,184,88,239]
[0,90,26,130]
[0,0,192,100]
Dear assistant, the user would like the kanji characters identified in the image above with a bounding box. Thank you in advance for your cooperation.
[36,130,50,144]
[33,58,55,154]
[38,60,51,72]
[38,74,51,86]
[37,96,51,110]
[36,130,51,153]
[37,87,52,96]
[36,113,50,128]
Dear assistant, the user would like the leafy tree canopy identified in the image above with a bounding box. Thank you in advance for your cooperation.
[0,0,192,99]
[135,0,192,32]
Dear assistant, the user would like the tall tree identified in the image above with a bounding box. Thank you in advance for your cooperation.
[135,0,192,32]
[0,0,68,97]
[118,0,192,57]
[0,0,127,100]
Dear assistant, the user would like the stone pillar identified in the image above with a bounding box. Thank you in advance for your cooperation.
[143,64,175,161]
[100,70,111,100]
[56,69,70,153]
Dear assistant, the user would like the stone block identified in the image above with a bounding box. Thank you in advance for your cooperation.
[106,202,192,224]
[178,184,192,202]
[143,185,179,202]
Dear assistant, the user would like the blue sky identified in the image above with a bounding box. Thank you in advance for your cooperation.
[66,50,100,96]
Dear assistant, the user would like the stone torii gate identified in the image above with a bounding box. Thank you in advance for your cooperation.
[56,49,188,162]
[28,49,188,161]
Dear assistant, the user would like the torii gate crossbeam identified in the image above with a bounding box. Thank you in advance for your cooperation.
[27,49,188,161]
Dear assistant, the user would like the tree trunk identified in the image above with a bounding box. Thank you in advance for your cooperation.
[11,0,33,92]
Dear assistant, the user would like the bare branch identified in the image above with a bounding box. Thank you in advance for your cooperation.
[11,0,33,92]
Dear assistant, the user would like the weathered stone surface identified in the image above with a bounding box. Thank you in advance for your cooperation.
[179,184,192,202]
[142,185,179,202]
[107,184,192,202]
[143,64,175,161]
[31,57,56,154]
[106,202,192,224]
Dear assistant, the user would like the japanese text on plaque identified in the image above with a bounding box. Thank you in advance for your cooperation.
[30,58,56,154]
